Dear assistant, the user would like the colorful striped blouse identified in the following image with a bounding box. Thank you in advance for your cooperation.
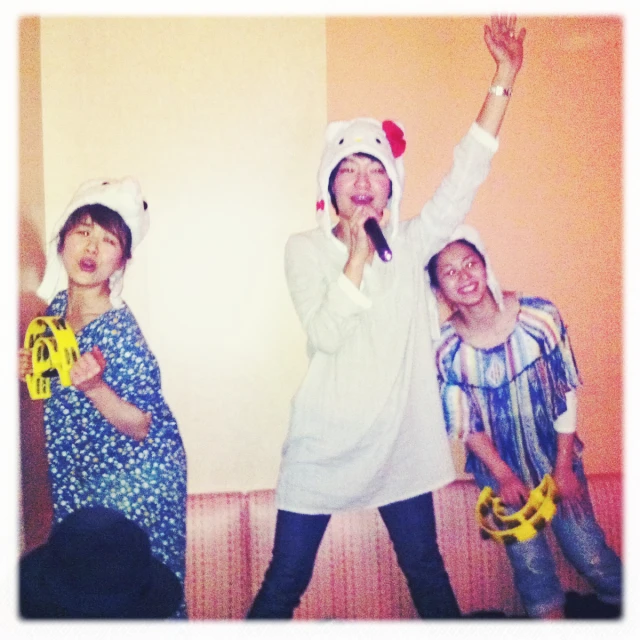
[435,296,583,487]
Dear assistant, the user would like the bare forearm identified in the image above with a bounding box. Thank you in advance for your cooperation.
[83,382,151,441]
[468,432,529,505]
[475,64,518,138]
[343,256,367,289]
[555,432,575,472]
[475,17,525,137]
[466,432,513,481]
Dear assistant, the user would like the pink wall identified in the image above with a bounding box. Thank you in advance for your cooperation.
[327,16,623,475]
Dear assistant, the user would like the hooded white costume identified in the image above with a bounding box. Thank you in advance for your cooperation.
[425,223,504,340]
[276,120,499,514]
[36,177,149,308]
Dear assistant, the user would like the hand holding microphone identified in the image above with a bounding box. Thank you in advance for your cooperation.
[363,217,392,262]
[345,205,392,266]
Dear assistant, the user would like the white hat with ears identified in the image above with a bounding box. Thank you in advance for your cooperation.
[426,224,504,340]
[36,177,149,309]
[315,117,407,238]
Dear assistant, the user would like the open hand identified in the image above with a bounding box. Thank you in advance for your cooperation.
[485,15,526,76]
[70,345,107,393]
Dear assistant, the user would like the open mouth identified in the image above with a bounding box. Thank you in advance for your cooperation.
[351,194,374,205]
[458,283,478,295]
[79,258,97,273]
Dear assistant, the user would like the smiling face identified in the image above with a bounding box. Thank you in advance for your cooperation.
[330,153,392,220]
[60,214,126,288]
[433,240,490,309]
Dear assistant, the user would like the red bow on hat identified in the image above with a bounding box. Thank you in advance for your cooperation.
[382,120,406,158]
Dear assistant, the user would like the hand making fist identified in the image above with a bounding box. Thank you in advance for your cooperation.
[18,348,33,381]
[70,345,107,393]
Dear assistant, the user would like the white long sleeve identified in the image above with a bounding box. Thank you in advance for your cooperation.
[553,390,578,434]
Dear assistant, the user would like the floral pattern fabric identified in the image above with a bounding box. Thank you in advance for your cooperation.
[44,291,188,617]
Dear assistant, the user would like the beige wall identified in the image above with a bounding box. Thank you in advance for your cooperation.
[21,17,622,519]
[38,17,327,494]
[327,16,623,477]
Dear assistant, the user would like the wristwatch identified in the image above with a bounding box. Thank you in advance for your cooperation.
[488,85,512,97]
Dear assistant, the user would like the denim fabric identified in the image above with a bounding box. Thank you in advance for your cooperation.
[474,465,622,618]
[378,492,461,618]
[246,509,330,619]
[247,492,460,619]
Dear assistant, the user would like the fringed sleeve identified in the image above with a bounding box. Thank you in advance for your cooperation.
[440,381,485,441]
[519,297,582,422]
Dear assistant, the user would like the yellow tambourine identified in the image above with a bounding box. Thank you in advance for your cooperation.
[24,316,80,400]
[475,474,559,545]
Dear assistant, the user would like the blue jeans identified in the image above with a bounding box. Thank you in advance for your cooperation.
[247,492,461,619]
[475,466,622,618]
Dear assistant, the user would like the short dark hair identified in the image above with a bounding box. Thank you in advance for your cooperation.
[327,153,392,214]
[57,204,133,261]
[426,239,486,288]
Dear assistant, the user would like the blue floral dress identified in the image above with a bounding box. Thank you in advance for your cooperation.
[44,291,188,618]
[435,296,583,487]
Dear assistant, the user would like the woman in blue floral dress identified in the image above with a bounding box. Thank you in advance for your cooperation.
[20,178,188,618]
[426,225,621,619]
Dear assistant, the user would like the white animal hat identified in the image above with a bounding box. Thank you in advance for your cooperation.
[426,224,504,340]
[316,117,406,238]
[36,177,149,309]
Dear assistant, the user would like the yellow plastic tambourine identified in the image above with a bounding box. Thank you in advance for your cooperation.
[24,316,80,400]
[475,474,559,544]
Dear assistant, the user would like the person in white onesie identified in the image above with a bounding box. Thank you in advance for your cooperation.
[248,16,526,619]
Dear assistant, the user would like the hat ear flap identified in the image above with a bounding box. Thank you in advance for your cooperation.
[72,178,104,197]
[434,286,453,310]
[120,176,141,195]
[324,120,349,144]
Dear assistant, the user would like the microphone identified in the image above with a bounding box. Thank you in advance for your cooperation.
[363,218,392,262]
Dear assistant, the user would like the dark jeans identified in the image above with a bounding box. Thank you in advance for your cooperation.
[247,492,461,619]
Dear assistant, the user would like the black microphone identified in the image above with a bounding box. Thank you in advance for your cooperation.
[363,217,392,262]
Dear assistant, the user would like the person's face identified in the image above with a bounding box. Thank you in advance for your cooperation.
[60,215,125,288]
[435,241,489,308]
[332,154,391,220]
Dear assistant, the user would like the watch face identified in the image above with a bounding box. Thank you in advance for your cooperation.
[489,86,511,97]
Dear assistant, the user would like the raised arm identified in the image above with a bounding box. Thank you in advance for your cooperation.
[476,15,526,137]
[405,16,526,261]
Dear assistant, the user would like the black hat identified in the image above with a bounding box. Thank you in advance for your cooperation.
[20,506,182,619]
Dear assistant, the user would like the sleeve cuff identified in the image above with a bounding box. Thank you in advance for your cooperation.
[554,390,578,434]
[337,273,372,309]
[469,121,499,153]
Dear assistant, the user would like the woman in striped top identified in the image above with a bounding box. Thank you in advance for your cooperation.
[426,225,621,619]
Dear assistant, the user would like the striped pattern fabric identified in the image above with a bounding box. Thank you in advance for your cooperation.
[436,296,582,487]
[184,475,621,619]
[185,492,249,619]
